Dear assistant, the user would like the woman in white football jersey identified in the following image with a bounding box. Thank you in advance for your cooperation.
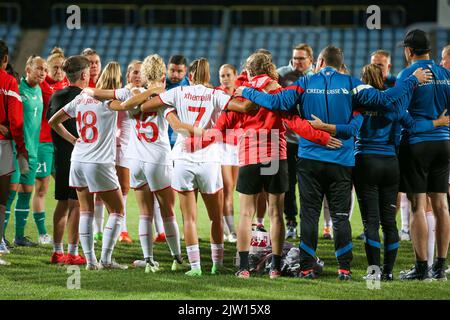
[49,62,128,270]
[119,58,246,276]
[84,55,192,272]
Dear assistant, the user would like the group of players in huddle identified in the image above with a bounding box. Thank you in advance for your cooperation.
[0,28,449,282]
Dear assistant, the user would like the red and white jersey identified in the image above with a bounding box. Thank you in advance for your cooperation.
[126,107,172,164]
[63,92,117,164]
[113,88,133,149]
[158,84,231,162]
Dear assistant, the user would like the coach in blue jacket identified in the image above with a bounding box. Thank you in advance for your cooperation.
[396,30,450,281]
[235,45,431,280]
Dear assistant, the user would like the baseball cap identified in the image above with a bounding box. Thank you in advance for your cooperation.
[398,29,430,50]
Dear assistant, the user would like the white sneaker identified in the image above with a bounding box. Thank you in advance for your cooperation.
[399,229,411,241]
[0,241,10,254]
[99,259,128,270]
[39,234,53,245]
[228,233,237,243]
[446,266,450,275]
[0,258,11,266]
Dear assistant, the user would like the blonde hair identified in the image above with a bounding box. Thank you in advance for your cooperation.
[361,64,384,90]
[245,53,278,80]
[47,47,65,64]
[140,54,166,84]
[443,45,450,57]
[96,61,122,90]
[293,43,314,59]
[26,55,45,68]
[189,58,210,85]
[126,60,142,80]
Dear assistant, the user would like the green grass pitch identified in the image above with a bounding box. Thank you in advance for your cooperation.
[0,180,449,300]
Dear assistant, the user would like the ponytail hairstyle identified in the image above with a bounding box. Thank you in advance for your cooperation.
[245,52,278,80]
[189,58,210,85]
[96,61,122,90]
[361,64,384,90]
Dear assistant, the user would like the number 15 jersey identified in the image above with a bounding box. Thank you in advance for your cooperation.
[114,87,172,165]
[63,92,117,164]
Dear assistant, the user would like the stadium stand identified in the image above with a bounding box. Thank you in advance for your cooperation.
[1,4,448,84]
[43,25,222,85]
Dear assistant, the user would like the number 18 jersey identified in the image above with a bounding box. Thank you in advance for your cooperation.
[63,92,117,164]
[158,84,231,163]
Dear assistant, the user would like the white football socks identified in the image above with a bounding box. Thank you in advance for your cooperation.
[139,215,153,260]
[400,193,410,232]
[153,199,165,235]
[163,215,181,257]
[101,214,124,264]
[187,244,201,270]
[426,211,436,267]
[79,213,96,265]
[93,200,104,235]
[211,243,224,266]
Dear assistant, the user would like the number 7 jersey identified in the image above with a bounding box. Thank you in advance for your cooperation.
[63,92,117,164]
[158,84,231,163]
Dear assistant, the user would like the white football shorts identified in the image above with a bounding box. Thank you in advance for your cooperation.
[172,160,223,194]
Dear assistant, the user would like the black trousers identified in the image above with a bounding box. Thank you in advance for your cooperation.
[284,142,299,223]
[297,158,353,271]
[353,154,400,274]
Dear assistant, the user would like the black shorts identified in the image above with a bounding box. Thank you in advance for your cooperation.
[54,155,78,201]
[399,140,450,193]
[236,160,288,195]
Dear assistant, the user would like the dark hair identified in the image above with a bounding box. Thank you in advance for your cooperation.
[0,40,8,62]
[411,48,431,56]
[6,63,19,83]
[319,45,344,69]
[63,55,90,83]
[168,55,187,66]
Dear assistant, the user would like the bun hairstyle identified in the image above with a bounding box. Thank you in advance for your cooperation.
[96,61,122,90]
[245,52,278,80]
[47,47,65,63]
[189,58,210,85]
[141,54,166,83]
